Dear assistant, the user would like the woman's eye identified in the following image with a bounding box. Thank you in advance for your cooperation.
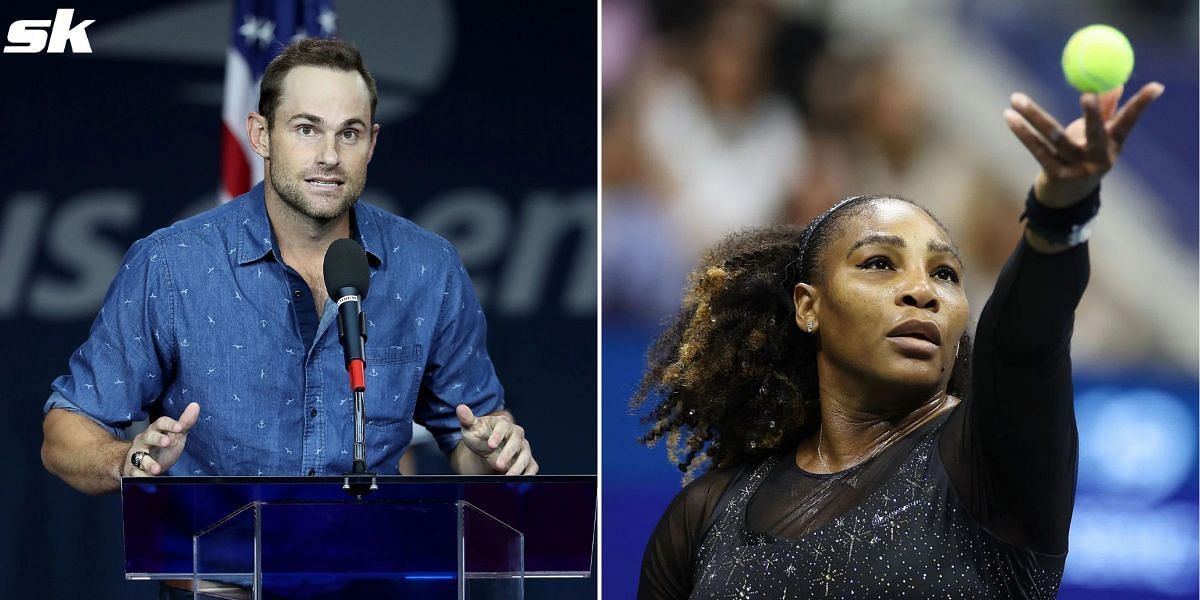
[933,266,960,283]
[860,256,893,270]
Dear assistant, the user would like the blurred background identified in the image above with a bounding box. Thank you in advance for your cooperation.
[0,1,595,598]
[602,0,1197,598]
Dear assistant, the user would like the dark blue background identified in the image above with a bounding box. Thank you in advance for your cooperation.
[0,1,596,598]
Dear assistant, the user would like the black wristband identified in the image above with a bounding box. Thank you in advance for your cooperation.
[1020,185,1100,244]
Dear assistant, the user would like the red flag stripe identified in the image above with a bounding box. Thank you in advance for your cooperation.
[221,123,251,199]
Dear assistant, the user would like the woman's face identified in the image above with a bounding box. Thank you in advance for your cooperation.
[796,200,969,401]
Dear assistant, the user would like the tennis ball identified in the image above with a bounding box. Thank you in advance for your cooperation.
[1061,25,1134,93]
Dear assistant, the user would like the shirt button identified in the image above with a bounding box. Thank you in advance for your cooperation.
[307,469,316,476]
[293,289,303,298]
[310,408,318,418]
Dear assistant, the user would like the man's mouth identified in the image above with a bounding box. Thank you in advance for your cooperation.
[305,176,344,189]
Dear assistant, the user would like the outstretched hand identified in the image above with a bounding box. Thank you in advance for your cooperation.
[1004,82,1164,208]
[124,402,200,476]
[456,405,538,475]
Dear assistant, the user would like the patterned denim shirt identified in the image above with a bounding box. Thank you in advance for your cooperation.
[45,183,504,476]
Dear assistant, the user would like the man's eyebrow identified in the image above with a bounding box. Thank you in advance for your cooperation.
[847,234,905,258]
[288,113,324,124]
[287,114,367,128]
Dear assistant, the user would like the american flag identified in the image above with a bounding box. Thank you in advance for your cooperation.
[221,0,338,202]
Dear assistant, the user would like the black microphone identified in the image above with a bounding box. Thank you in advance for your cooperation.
[323,238,370,384]
[322,238,374,482]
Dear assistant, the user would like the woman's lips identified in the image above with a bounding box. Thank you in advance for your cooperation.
[887,335,940,358]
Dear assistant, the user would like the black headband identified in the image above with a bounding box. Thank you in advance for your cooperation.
[796,195,872,283]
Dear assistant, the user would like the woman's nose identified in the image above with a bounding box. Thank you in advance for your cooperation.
[898,277,938,311]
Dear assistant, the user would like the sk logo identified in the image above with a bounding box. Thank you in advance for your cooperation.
[5,9,94,54]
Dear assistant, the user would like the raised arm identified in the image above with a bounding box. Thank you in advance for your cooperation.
[941,83,1163,554]
[1007,83,1163,251]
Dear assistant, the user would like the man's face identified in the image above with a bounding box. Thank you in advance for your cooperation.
[265,66,377,222]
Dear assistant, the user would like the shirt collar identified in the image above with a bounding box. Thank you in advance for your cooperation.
[236,181,383,268]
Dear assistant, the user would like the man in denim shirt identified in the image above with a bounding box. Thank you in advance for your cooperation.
[41,39,537,495]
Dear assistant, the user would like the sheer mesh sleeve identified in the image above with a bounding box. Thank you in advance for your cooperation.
[638,465,748,600]
[940,224,1090,555]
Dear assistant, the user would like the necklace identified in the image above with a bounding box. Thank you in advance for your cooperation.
[815,425,834,473]
[816,426,871,475]
[813,393,954,474]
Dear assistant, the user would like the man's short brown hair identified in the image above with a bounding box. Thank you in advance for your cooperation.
[258,38,378,126]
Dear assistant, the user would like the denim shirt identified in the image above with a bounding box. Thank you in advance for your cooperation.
[45,183,504,476]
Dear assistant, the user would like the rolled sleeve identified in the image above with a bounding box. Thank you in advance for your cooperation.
[414,247,505,454]
[46,237,176,433]
[43,390,123,438]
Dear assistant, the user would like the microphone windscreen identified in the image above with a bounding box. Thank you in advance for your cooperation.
[323,238,371,300]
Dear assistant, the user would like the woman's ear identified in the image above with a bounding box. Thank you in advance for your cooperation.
[794,282,819,333]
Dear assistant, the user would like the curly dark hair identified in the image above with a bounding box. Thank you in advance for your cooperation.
[632,195,973,482]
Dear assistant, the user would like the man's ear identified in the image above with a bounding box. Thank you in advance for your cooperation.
[246,112,270,159]
[366,123,380,162]
[794,282,820,333]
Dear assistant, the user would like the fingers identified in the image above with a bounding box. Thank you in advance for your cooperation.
[142,427,175,449]
[1004,108,1061,172]
[133,407,199,476]
[487,419,512,450]
[125,449,162,477]
[492,422,525,470]
[177,402,201,431]
[455,404,477,429]
[150,415,178,433]
[136,453,163,476]
[1010,93,1084,162]
[1108,82,1164,146]
[505,440,537,475]
[1098,84,1124,120]
[1082,93,1109,162]
[145,411,193,448]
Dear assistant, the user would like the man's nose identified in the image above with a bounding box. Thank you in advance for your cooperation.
[317,137,340,168]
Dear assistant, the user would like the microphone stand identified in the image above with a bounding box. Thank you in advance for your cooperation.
[342,369,377,498]
[337,293,377,499]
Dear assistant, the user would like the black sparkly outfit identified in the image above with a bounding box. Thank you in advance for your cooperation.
[640,236,1090,599]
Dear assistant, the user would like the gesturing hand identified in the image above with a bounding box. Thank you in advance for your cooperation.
[455,405,539,475]
[123,402,200,476]
[1004,82,1164,208]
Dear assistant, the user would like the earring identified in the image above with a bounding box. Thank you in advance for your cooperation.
[806,321,814,333]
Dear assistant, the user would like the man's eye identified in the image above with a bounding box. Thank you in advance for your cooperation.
[298,125,314,135]
[341,130,358,141]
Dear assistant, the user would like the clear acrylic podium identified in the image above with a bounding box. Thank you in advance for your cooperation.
[121,475,596,599]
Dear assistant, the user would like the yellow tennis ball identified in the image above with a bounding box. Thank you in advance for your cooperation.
[1062,24,1134,93]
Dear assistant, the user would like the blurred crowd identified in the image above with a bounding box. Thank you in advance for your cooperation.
[602,0,1197,375]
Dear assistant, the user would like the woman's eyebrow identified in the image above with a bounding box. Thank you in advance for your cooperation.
[847,234,905,258]
[928,240,963,264]
[847,234,963,265]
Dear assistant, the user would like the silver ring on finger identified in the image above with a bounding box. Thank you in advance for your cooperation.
[131,450,150,470]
